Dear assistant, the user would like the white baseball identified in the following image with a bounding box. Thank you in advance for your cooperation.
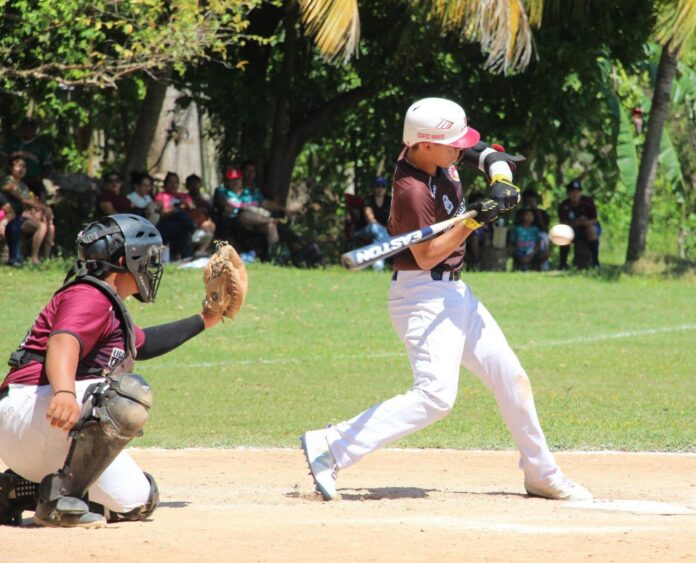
[549,224,575,246]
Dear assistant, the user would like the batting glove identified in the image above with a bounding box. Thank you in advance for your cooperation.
[461,199,499,230]
[489,175,521,212]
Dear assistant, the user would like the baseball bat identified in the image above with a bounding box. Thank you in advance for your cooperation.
[340,210,477,271]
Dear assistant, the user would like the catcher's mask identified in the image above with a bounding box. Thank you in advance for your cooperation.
[66,214,164,303]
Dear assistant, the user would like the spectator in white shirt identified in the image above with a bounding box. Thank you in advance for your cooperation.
[127,172,160,224]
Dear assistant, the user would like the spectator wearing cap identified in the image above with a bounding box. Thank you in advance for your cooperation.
[215,166,290,258]
[1,117,52,201]
[558,179,601,269]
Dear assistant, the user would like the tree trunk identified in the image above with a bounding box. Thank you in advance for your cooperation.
[626,46,678,263]
[122,68,172,176]
[266,2,298,203]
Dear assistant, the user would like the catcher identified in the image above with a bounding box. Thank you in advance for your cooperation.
[0,215,246,528]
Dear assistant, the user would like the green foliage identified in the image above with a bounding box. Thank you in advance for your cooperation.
[1,264,694,451]
[0,1,258,173]
[0,0,256,87]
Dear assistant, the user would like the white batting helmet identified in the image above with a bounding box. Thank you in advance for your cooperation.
[402,97,480,149]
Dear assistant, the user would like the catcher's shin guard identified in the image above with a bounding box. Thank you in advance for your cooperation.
[35,373,153,527]
[0,470,38,526]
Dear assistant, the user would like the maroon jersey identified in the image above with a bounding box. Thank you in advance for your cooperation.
[558,195,598,224]
[1,284,145,390]
[388,152,465,271]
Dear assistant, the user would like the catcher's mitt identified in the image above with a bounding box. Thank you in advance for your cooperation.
[202,241,248,319]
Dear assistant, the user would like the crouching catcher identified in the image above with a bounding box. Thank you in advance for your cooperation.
[0,214,244,528]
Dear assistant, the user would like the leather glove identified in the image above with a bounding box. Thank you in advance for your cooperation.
[202,241,248,320]
[489,175,521,212]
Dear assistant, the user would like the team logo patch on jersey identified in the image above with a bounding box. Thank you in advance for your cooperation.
[442,194,454,215]
[448,165,460,182]
[108,347,126,369]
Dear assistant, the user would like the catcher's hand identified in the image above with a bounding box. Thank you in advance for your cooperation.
[202,241,248,320]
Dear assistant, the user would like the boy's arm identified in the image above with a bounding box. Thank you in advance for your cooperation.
[45,333,81,432]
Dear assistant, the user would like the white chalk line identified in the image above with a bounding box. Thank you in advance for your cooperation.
[149,323,696,369]
[131,447,696,457]
[177,509,665,534]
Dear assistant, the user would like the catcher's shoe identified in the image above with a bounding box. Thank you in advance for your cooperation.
[0,470,38,526]
[301,429,339,500]
[525,472,593,501]
[34,497,106,529]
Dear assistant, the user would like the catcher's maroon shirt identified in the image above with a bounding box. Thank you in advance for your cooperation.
[1,284,145,390]
[388,150,466,272]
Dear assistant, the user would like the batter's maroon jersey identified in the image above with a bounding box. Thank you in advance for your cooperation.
[388,150,466,272]
[1,284,145,390]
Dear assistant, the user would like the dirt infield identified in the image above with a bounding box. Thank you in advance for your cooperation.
[2,449,695,562]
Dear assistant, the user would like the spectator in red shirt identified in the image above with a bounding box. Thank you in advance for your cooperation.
[97,171,132,216]
[558,179,601,269]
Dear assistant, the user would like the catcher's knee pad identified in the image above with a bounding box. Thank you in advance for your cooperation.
[0,470,38,526]
[47,373,153,500]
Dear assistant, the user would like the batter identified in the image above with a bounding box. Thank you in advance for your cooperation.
[301,97,592,502]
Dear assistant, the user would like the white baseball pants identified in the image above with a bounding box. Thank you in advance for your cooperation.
[326,270,559,484]
[0,381,150,512]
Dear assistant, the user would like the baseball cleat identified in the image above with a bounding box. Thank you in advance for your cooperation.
[300,429,339,500]
[525,473,593,501]
[34,496,107,529]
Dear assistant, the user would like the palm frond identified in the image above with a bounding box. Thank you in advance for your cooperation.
[297,0,360,64]
[431,0,534,74]
[655,0,696,53]
[525,0,544,26]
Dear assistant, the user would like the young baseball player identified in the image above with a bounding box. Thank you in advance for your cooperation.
[0,214,225,528]
[301,97,592,502]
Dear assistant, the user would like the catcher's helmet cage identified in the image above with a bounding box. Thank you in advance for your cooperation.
[73,214,164,303]
[403,97,480,149]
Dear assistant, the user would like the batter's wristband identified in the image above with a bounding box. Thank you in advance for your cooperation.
[462,217,482,230]
[490,174,514,185]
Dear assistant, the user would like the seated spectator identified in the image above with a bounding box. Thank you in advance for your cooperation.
[508,207,544,271]
[184,174,215,256]
[185,174,213,216]
[558,179,601,269]
[515,187,550,270]
[1,117,52,201]
[1,156,54,265]
[127,171,160,224]
[213,167,284,259]
[154,171,196,261]
[97,171,132,216]
[353,176,391,270]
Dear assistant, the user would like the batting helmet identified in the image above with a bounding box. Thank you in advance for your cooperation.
[72,214,164,303]
[402,97,480,149]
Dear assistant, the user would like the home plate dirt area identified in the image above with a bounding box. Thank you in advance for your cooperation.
[2,449,695,562]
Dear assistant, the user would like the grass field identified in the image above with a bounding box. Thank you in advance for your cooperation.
[1,262,694,452]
